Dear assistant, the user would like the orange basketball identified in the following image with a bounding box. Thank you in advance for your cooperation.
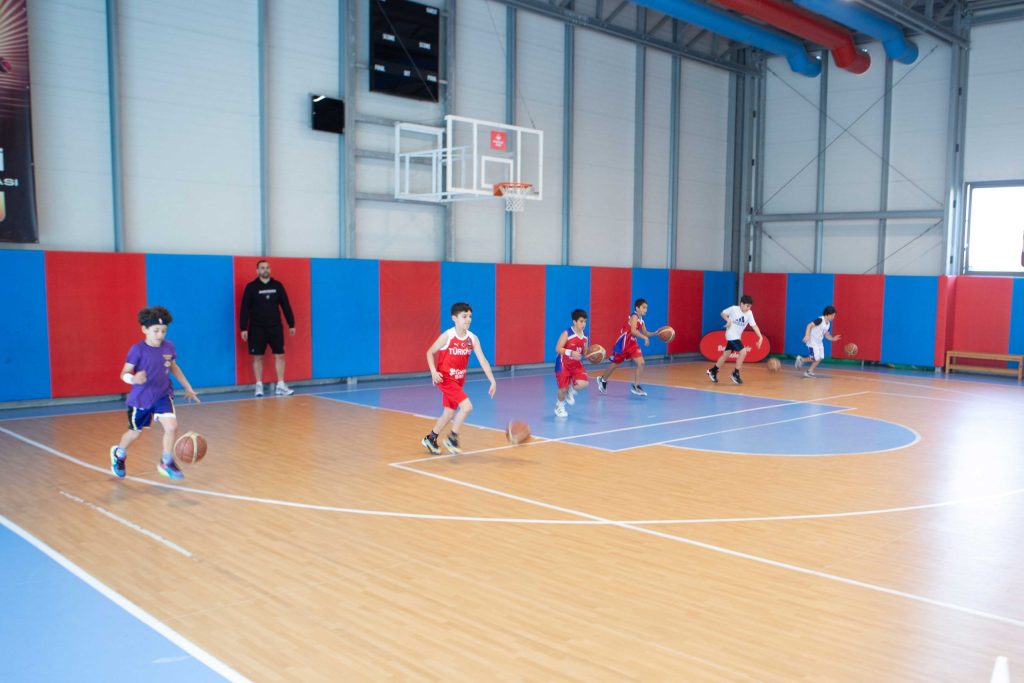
[767,358,781,372]
[844,342,858,357]
[585,344,606,364]
[655,326,676,343]
[174,431,207,465]
[505,420,531,445]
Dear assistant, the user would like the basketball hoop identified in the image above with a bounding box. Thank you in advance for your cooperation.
[494,182,533,213]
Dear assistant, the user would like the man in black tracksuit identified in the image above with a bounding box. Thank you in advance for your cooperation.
[240,260,296,396]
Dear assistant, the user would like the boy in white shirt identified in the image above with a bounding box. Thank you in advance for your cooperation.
[795,305,840,378]
[707,294,763,386]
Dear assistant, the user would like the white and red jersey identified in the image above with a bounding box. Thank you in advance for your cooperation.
[555,327,588,373]
[436,327,476,384]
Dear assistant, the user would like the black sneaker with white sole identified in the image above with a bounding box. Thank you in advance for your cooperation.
[630,384,647,396]
[597,377,607,394]
[421,434,440,455]
[443,434,462,454]
[707,367,719,384]
[731,370,742,385]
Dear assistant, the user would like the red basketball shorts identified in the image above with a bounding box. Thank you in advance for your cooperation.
[556,366,588,389]
[438,377,469,410]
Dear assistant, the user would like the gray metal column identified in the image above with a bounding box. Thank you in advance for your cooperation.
[813,53,828,273]
[632,11,646,267]
[751,67,766,272]
[340,0,357,258]
[562,23,573,265]
[505,5,516,264]
[257,0,270,255]
[877,58,894,273]
[105,0,124,252]
[943,11,970,275]
[443,0,457,261]
[667,52,680,269]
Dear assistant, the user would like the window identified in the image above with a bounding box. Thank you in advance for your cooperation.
[964,182,1024,274]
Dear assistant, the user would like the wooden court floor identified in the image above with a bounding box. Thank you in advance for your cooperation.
[1,361,1022,681]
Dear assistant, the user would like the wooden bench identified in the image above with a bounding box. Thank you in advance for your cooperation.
[945,350,1024,382]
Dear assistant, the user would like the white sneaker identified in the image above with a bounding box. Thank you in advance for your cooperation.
[254,382,264,397]
[275,381,294,396]
[794,355,804,369]
[804,371,816,378]
[566,386,576,405]
[554,402,568,418]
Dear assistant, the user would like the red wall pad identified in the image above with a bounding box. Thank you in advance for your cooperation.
[589,267,632,352]
[380,261,440,374]
[233,257,312,385]
[950,276,1013,364]
[667,270,703,353]
[495,264,545,365]
[47,251,147,398]
[742,273,787,352]
[833,274,884,361]
[934,276,957,367]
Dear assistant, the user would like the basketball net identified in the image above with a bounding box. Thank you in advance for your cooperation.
[494,182,533,213]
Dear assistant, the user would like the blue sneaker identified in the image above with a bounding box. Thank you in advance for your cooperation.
[110,446,126,478]
[158,460,184,480]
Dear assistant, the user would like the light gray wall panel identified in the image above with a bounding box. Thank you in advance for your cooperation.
[677,60,729,270]
[119,0,260,255]
[887,37,949,212]
[354,202,443,260]
[642,50,671,269]
[881,219,944,274]
[267,0,340,257]
[824,43,885,213]
[759,222,815,273]
[571,30,635,266]
[762,58,819,214]
[513,11,563,265]
[964,19,1024,181]
[820,221,878,274]
[27,0,114,251]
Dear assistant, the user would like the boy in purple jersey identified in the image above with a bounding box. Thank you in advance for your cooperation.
[109,306,200,480]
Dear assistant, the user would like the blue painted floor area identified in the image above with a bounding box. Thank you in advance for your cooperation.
[0,525,229,682]
[322,374,918,456]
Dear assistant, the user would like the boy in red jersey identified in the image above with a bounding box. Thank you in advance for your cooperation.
[596,298,651,397]
[554,309,591,417]
[421,302,497,454]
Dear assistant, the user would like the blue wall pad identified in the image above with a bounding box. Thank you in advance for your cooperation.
[881,275,938,367]
[702,271,737,334]
[311,258,380,378]
[545,266,591,361]
[1010,278,1024,357]
[632,268,670,355]
[0,251,51,401]
[145,255,236,389]
[784,273,835,357]
[440,262,496,369]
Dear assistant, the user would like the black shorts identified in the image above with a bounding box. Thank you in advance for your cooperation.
[725,339,745,352]
[248,325,285,355]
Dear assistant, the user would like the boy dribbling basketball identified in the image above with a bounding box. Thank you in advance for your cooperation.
[707,294,763,385]
[553,309,591,417]
[421,302,497,455]
[795,305,840,378]
[596,298,651,397]
[109,306,200,480]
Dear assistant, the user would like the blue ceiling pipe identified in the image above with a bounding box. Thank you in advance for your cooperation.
[791,0,918,64]
[633,0,822,76]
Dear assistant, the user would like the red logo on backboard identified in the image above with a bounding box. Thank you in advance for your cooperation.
[490,131,507,151]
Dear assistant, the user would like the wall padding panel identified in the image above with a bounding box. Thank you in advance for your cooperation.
[145,254,236,389]
[46,252,146,398]
[441,262,496,368]
[589,267,633,352]
[545,266,591,361]
[742,273,787,352]
[881,276,938,367]
[667,270,703,353]
[784,274,835,357]
[495,264,546,365]
[0,251,51,401]
[950,276,1013,363]
[632,268,669,355]
[380,261,440,374]
[832,274,885,361]
[311,259,380,378]
[702,271,737,335]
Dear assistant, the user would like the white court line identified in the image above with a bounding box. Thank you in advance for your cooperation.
[390,462,1024,629]
[0,515,250,682]
[641,408,851,448]
[58,490,193,558]
[991,656,1010,683]
[2,422,1022,525]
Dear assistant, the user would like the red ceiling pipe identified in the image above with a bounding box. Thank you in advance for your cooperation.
[711,0,870,74]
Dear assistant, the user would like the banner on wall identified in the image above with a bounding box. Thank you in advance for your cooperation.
[0,0,38,244]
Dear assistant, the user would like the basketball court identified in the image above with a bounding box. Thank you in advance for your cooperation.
[2,361,1022,681]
